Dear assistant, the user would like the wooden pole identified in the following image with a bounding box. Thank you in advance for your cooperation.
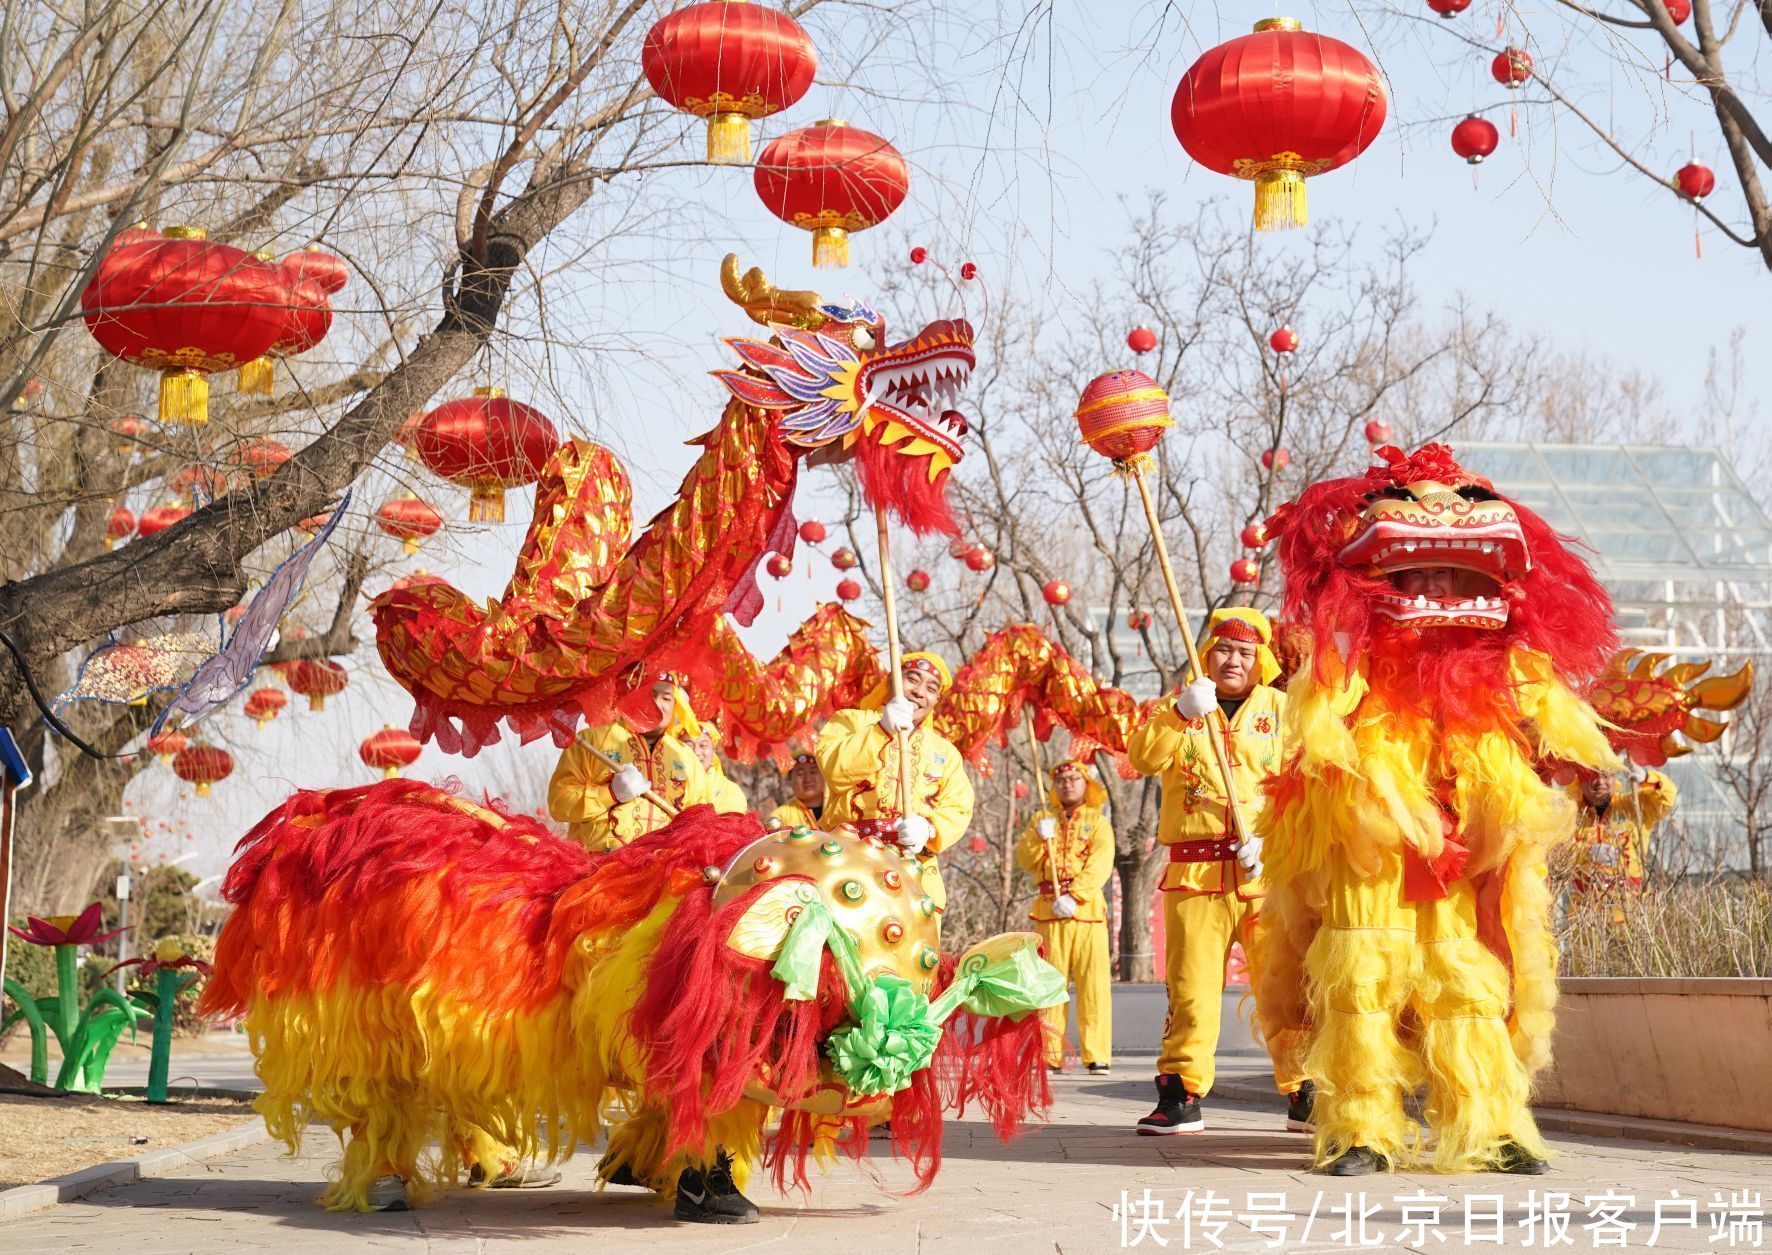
[1023,708,1065,892]
[584,742,678,819]
[1130,469,1249,845]
[874,505,916,822]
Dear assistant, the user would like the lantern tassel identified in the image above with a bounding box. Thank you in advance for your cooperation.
[196,781,211,798]
[403,537,420,555]
[1253,172,1307,232]
[309,694,326,713]
[707,113,752,164]
[812,227,850,269]
[159,368,209,426]
[1110,453,1157,479]
[469,487,506,523]
[238,355,275,396]
[383,765,400,780]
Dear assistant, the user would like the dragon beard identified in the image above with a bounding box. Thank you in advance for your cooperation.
[851,421,959,538]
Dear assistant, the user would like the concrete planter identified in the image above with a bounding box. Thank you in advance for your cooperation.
[1536,977,1772,1132]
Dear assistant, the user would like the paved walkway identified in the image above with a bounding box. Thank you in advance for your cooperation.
[3,1061,1766,1254]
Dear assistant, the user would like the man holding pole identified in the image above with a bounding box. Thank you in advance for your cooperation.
[1128,607,1307,1134]
[1015,758,1115,1074]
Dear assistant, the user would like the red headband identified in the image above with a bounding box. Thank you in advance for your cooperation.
[904,657,941,679]
[1210,619,1264,645]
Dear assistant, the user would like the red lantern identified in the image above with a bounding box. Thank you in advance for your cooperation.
[107,414,150,454]
[1240,522,1267,549]
[414,387,559,522]
[236,438,292,480]
[286,658,348,711]
[641,1,817,164]
[237,255,335,395]
[1074,369,1173,473]
[244,687,287,728]
[754,119,910,268]
[965,547,996,573]
[172,744,233,797]
[360,725,422,779]
[1127,326,1158,354]
[389,569,443,594]
[906,569,931,592]
[1492,47,1532,87]
[147,728,187,763]
[80,225,293,425]
[1171,19,1388,231]
[1663,0,1691,22]
[170,464,230,503]
[1427,0,1471,16]
[297,512,332,534]
[1451,116,1500,165]
[1230,557,1261,584]
[831,547,859,571]
[1042,579,1072,606]
[1261,447,1291,472]
[106,505,136,549]
[835,577,862,602]
[1364,419,1393,444]
[947,539,978,560]
[286,246,349,295]
[395,412,425,462]
[137,501,191,537]
[1012,780,1030,800]
[1269,326,1300,355]
[798,520,827,544]
[766,554,792,579]
[1128,609,1153,630]
[376,494,442,554]
[1675,161,1715,200]
[967,836,989,854]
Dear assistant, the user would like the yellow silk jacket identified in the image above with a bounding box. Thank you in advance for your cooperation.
[1014,804,1115,923]
[1127,684,1286,899]
[548,722,710,853]
[768,798,825,831]
[706,769,749,815]
[1571,770,1677,887]
[815,709,975,911]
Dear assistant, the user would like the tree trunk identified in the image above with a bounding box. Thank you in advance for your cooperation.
[1114,850,1161,982]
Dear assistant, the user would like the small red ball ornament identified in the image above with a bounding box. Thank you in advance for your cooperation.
[1451,115,1500,165]
[959,262,978,280]
[1127,326,1158,354]
[1230,557,1261,584]
[1012,780,1030,800]
[1492,48,1532,88]
[835,577,862,602]
[1042,579,1071,606]
[906,569,931,592]
[1128,609,1153,631]
[1663,0,1691,21]
[909,246,927,264]
[1674,161,1715,200]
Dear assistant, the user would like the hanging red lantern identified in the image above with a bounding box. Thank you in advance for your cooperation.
[1364,419,1393,444]
[1269,326,1300,355]
[286,658,348,711]
[244,687,287,728]
[798,519,827,544]
[965,547,996,573]
[413,387,559,523]
[137,501,191,537]
[754,119,910,268]
[1127,326,1158,354]
[1261,447,1291,472]
[237,252,333,395]
[1128,609,1153,631]
[835,577,862,602]
[1012,780,1030,800]
[1171,19,1388,231]
[107,414,150,454]
[376,494,443,554]
[1662,0,1691,21]
[1674,161,1715,200]
[906,569,931,592]
[360,725,422,779]
[1074,369,1173,474]
[967,835,989,854]
[173,744,233,798]
[297,512,332,534]
[1240,521,1267,549]
[394,412,425,462]
[1427,0,1471,16]
[1042,579,1072,606]
[80,225,293,425]
[106,505,136,549]
[286,246,350,296]
[766,554,792,579]
[170,464,230,503]
[1230,557,1261,584]
[236,438,292,480]
[947,539,978,560]
[1451,116,1500,164]
[147,728,187,763]
[1492,47,1532,87]
[641,1,817,164]
[831,547,859,571]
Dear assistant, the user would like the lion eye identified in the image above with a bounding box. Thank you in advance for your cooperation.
[851,326,877,352]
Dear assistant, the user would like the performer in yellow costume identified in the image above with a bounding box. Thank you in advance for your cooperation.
[1128,607,1305,1135]
[1570,765,1676,902]
[684,709,750,815]
[769,752,827,830]
[1015,759,1115,1074]
[548,676,711,853]
[816,652,974,915]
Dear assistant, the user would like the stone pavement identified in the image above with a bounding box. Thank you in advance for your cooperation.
[2,1061,1766,1254]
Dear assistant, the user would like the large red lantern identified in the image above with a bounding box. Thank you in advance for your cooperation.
[286,658,348,712]
[754,119,910,268]
[835,577,862,602]
[236,254,335,396]
[360,725,422,779]
[80,226,293,425]
[173,744,233,797]
[106,506,136,550]
[906,569,931,592]
[1230,557,1261,584]
[1674,161,1715,200]
[137,501,191,537]
[376,494,442,554]
[1451,116,1500,165]
[1171,19,1388,231]
[414,387,559,522]
[798,520,827,544]
[641,1,817,164]
[1074,369,1173,474]
[1042,579,1072,606]
[765,554,792,579]
[831,547,859,571]
[244,687,288,728]
[1127,326,1158,354]
[1492,48,1532,87]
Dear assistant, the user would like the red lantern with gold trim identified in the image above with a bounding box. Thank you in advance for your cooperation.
[244,686,287,728]
[107,414,150,455]
[376,494,442,554]
[173,744,233,797]
[754,119,910,268]
[80,226,294,425]
[1074,369,1173,474]
[106,506,136,550]
[1674,161,1715,201]
[1171,19,1388,231]
[360,725,422,779]
[1492,48,1532,87]
[642,1,817,164]
[1127,326,1158,354]
[287,658,348,711]
[1240,521,1267,549]
[414,387,558,523]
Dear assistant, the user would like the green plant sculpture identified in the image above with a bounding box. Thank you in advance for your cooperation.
[3,903,149,1091]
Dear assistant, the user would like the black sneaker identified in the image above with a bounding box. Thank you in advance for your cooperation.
[1087,1062,1112,1076]
[1494,1141,1550,1175]
[1286,1080,1316,1133]
[1326,1145,1388,1176]
[1135,1074,1204,1135]
[674,1153,759,1225]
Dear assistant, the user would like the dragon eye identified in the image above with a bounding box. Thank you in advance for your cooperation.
[851,326,877,352]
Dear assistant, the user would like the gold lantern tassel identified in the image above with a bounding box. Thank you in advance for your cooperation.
[196,781,212,798]
[383,764,400,780]
[159,368,209,425]
[403,536,420,555]
[309,694,326,712]
[707,113,752,164]
[1253,171,1308,232]
[469,486,506,523]
[812,227,850,269]
[238,355,275,395]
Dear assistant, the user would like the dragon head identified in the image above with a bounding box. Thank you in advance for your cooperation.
[714,255,973,536]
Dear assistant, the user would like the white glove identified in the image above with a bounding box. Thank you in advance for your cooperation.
[1052,893,1078,918]
[1174,677,1219,720]
[896,813,933,855]
[878,696,916,736]
[609,764,650,805]
[1588,844,1619,867]
[1036,817,1056,841]
[1236,836,1264,878]
[1625,761,1648,785]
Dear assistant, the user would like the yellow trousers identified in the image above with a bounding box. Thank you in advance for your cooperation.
[1158,890,1269,1095]
[1035,918,1111,1067]
[1299,850,1548,1172]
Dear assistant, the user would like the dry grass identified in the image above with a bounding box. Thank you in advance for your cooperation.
[0,1092,259,1189]
[1555,874,1772,978]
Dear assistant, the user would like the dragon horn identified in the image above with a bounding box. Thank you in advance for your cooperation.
[720,254,828,331]
[1690,660,1755,713]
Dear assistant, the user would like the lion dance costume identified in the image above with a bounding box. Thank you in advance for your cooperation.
[1251,443,1621,1175]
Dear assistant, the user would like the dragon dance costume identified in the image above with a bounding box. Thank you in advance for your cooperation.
[1250,443,1620,1176]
